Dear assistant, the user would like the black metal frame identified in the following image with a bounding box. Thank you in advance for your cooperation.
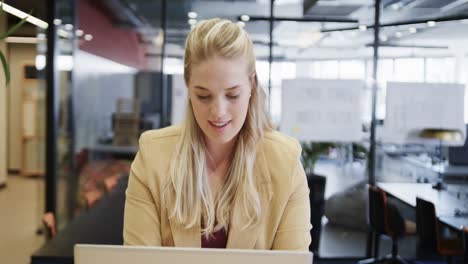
[45,0,58,217]
[160,0,168,127]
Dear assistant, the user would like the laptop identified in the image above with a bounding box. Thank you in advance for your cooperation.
[74,244,313,264]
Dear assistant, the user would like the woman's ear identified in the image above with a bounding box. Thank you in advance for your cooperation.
[249,72,258,91]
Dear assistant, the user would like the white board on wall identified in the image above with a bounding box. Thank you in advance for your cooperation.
[281,79,364,142]
[383,82,466,146]
[171,74,188,125]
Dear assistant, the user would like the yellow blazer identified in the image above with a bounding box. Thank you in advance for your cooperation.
[123,125,311,250]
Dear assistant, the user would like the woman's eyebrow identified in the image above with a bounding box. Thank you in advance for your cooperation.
[194,85,240,91]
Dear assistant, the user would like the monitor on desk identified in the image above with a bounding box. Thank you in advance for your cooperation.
[448,124,468,166]
[75,244,313,264]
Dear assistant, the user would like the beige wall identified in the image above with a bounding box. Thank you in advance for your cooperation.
[0,15,6,184]
[7,44,36,171]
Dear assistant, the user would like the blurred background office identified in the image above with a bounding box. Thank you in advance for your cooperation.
[0,0,467,263]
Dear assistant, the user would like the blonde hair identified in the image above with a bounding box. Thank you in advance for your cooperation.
[165,18,273,237]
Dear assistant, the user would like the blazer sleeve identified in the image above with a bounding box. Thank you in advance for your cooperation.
[123,134,162,246]
[272,149,312,250]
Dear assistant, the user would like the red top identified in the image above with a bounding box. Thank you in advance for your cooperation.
[201,228,228,248]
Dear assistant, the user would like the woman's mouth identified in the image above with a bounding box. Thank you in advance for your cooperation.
[208,120,231,131]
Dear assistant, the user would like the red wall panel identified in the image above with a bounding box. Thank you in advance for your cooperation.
[78,0,147,70]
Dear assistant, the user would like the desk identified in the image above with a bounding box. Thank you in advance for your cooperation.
[376,182,468,231]
[88,144,138,161]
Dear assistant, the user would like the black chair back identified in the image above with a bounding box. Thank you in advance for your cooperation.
[368,185,388,235]
[307,173,326,253]
[416,197,439,254]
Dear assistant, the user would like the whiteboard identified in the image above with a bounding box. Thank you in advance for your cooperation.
[171,74,188,125]
[281,79,364,142]
[383,82,466,146]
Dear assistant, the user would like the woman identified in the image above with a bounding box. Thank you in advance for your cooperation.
[123,18,311,250]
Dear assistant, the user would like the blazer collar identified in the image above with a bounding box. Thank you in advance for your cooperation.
[167,144,273,249]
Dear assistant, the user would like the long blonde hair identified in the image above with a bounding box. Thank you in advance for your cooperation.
[165,18,273,237]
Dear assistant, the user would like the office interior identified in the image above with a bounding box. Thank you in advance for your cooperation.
[0,0,467,263]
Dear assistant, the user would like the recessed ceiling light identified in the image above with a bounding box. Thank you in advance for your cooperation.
[76,29,84,37]
[188,19,197,26]
[395,31,403,38]
[240,15,250,22]
[408,27,417,34]
[427,21,436,27]
[359,25,367,31]
[64,24,74,31]
[380,35,388,42]
[188,12,197,19]
[84,34,93,41]
[53,19,62,26]
[237,21,245,28]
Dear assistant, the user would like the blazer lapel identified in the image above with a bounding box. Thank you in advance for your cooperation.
[166,188,201,248]
[226,146,273,249]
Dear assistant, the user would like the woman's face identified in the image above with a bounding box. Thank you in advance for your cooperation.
[188,55,252,146]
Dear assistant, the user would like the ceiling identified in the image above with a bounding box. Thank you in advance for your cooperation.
[93,0,468,60]
[5,0,468,60]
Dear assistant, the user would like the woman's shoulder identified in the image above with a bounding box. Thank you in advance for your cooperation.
[262,129,302,158]
[138,125,182,156]
[140,125,182,142]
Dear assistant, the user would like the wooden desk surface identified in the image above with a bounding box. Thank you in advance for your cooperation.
[377,182,468,230]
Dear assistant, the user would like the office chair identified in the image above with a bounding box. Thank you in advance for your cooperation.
[359,185,410,264]
[415,197,464,264]
[306,173,326,253]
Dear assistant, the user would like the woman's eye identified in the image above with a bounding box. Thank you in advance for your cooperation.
[227,94,240,100]
[197,95,210,100]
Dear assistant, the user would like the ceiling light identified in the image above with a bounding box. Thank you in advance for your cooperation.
[188,19,197,26]
[64,24,74,31]
[380,35,388,42]
[0,2,48,29]
[391,3,403,10]
[240,15,250,22]
[84,34,93,41]
[57,29,70,38]
[359,25,367,31]
[408,27,417,34]
[5,37,38,44]
[427,21,436,27]
[188,12,197,19]
[76,29,84,37]
[395,31,402,38]
[53,19,62,26]
[237,21,245,28]
[152,31,164,46]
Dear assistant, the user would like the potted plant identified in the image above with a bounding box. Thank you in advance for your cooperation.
[0,1,30,84]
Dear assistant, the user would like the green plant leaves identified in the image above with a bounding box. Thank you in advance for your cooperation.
[0,1,32,84]
[0,11,31,40]
[0,50,10,84]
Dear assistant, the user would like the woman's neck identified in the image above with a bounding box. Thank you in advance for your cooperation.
[204,137,237,170]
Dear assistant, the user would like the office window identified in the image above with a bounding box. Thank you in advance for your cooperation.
[426,57,455,83]
[163,58,184,75]
[310,60,339,79]
[339,60,365,80]
[257,61,296,125]
[394,58,424,82]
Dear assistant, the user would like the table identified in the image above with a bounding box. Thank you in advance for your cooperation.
[376,182,468,231]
